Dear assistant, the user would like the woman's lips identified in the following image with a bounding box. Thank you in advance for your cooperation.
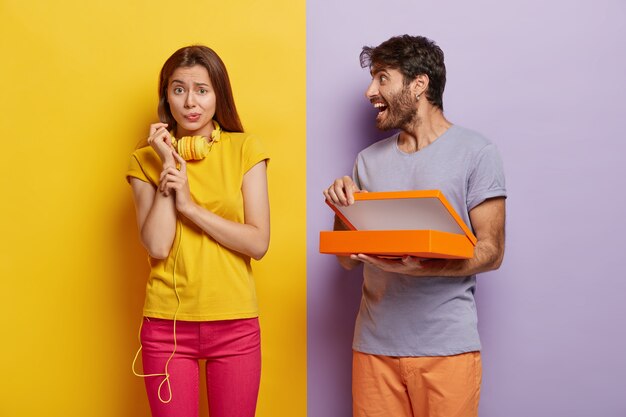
[185,113,201,122]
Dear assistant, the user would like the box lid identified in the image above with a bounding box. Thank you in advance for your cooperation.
[327,190,477,245]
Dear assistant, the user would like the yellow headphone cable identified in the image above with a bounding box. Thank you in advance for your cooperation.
[132,220,183,404]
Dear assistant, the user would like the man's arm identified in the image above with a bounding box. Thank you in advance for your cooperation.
[354,197,506,276]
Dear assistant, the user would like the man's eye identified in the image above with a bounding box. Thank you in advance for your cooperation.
[380,76,387,82]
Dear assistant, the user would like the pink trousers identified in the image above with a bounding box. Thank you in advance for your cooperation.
[140,317,261,417]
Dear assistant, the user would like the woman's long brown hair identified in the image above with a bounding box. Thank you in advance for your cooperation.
[158,45,244,134]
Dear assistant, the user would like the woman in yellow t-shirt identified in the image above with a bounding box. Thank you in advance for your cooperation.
[127,45,269,417]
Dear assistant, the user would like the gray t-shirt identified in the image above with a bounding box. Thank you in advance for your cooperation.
[352,124,506,356]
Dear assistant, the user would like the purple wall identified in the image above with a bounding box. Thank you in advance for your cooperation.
[307,1,626,416]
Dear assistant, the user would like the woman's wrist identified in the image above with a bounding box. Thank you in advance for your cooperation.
[161,155,176,168]
[177,199,197,218]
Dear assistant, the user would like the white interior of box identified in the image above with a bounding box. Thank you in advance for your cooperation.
[334,197,465,235]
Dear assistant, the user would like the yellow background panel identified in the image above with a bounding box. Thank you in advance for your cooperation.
[0,1,306,416]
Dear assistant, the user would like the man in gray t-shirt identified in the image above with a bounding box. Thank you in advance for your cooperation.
[324,35,506,417]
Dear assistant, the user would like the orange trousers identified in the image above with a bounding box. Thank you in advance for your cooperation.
[352,350,481,417]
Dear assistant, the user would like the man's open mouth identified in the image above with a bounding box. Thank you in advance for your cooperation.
[373,102,388,114]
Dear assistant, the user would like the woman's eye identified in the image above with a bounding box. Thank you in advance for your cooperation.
[199,88,207,94]
[174,87,184,94]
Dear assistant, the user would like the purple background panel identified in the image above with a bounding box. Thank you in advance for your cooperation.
[307,1,626,416]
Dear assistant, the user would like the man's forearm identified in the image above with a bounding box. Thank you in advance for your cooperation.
[412,238,504,277]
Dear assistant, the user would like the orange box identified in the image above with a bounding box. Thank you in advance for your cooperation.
[319,190,476,259]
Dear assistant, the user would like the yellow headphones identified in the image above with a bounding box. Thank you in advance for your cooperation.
[171,121,222,161]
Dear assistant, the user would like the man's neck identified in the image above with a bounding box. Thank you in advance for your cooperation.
[397,107,452,153]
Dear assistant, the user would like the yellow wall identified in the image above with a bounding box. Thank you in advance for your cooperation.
[0,1,306,416]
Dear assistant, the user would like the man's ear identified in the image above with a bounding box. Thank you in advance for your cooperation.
[411,74,430,97]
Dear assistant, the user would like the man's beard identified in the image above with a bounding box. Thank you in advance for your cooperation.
[376,86,417,131]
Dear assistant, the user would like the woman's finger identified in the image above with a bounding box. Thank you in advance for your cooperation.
[149,122,168,136]
[172,152,186,175]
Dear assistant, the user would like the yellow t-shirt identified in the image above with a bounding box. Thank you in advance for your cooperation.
[126,129,269,321]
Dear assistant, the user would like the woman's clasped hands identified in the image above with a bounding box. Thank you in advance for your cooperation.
[147,122,193,211]
[159,153,193,212]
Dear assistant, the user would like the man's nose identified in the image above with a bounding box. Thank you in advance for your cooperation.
[365,81,378,99]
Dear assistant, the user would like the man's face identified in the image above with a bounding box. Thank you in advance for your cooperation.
[366,66,416,131]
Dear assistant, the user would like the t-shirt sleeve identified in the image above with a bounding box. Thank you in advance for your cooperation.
[126,152,154,185]
[466,143,507,211]
[242,134,270,172]
[352,159,362,189]
[127,154,147,183]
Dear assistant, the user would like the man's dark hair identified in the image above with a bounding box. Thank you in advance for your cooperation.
[360,35,446,110]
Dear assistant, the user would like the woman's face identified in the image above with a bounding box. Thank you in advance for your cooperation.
[167,65,217,137]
